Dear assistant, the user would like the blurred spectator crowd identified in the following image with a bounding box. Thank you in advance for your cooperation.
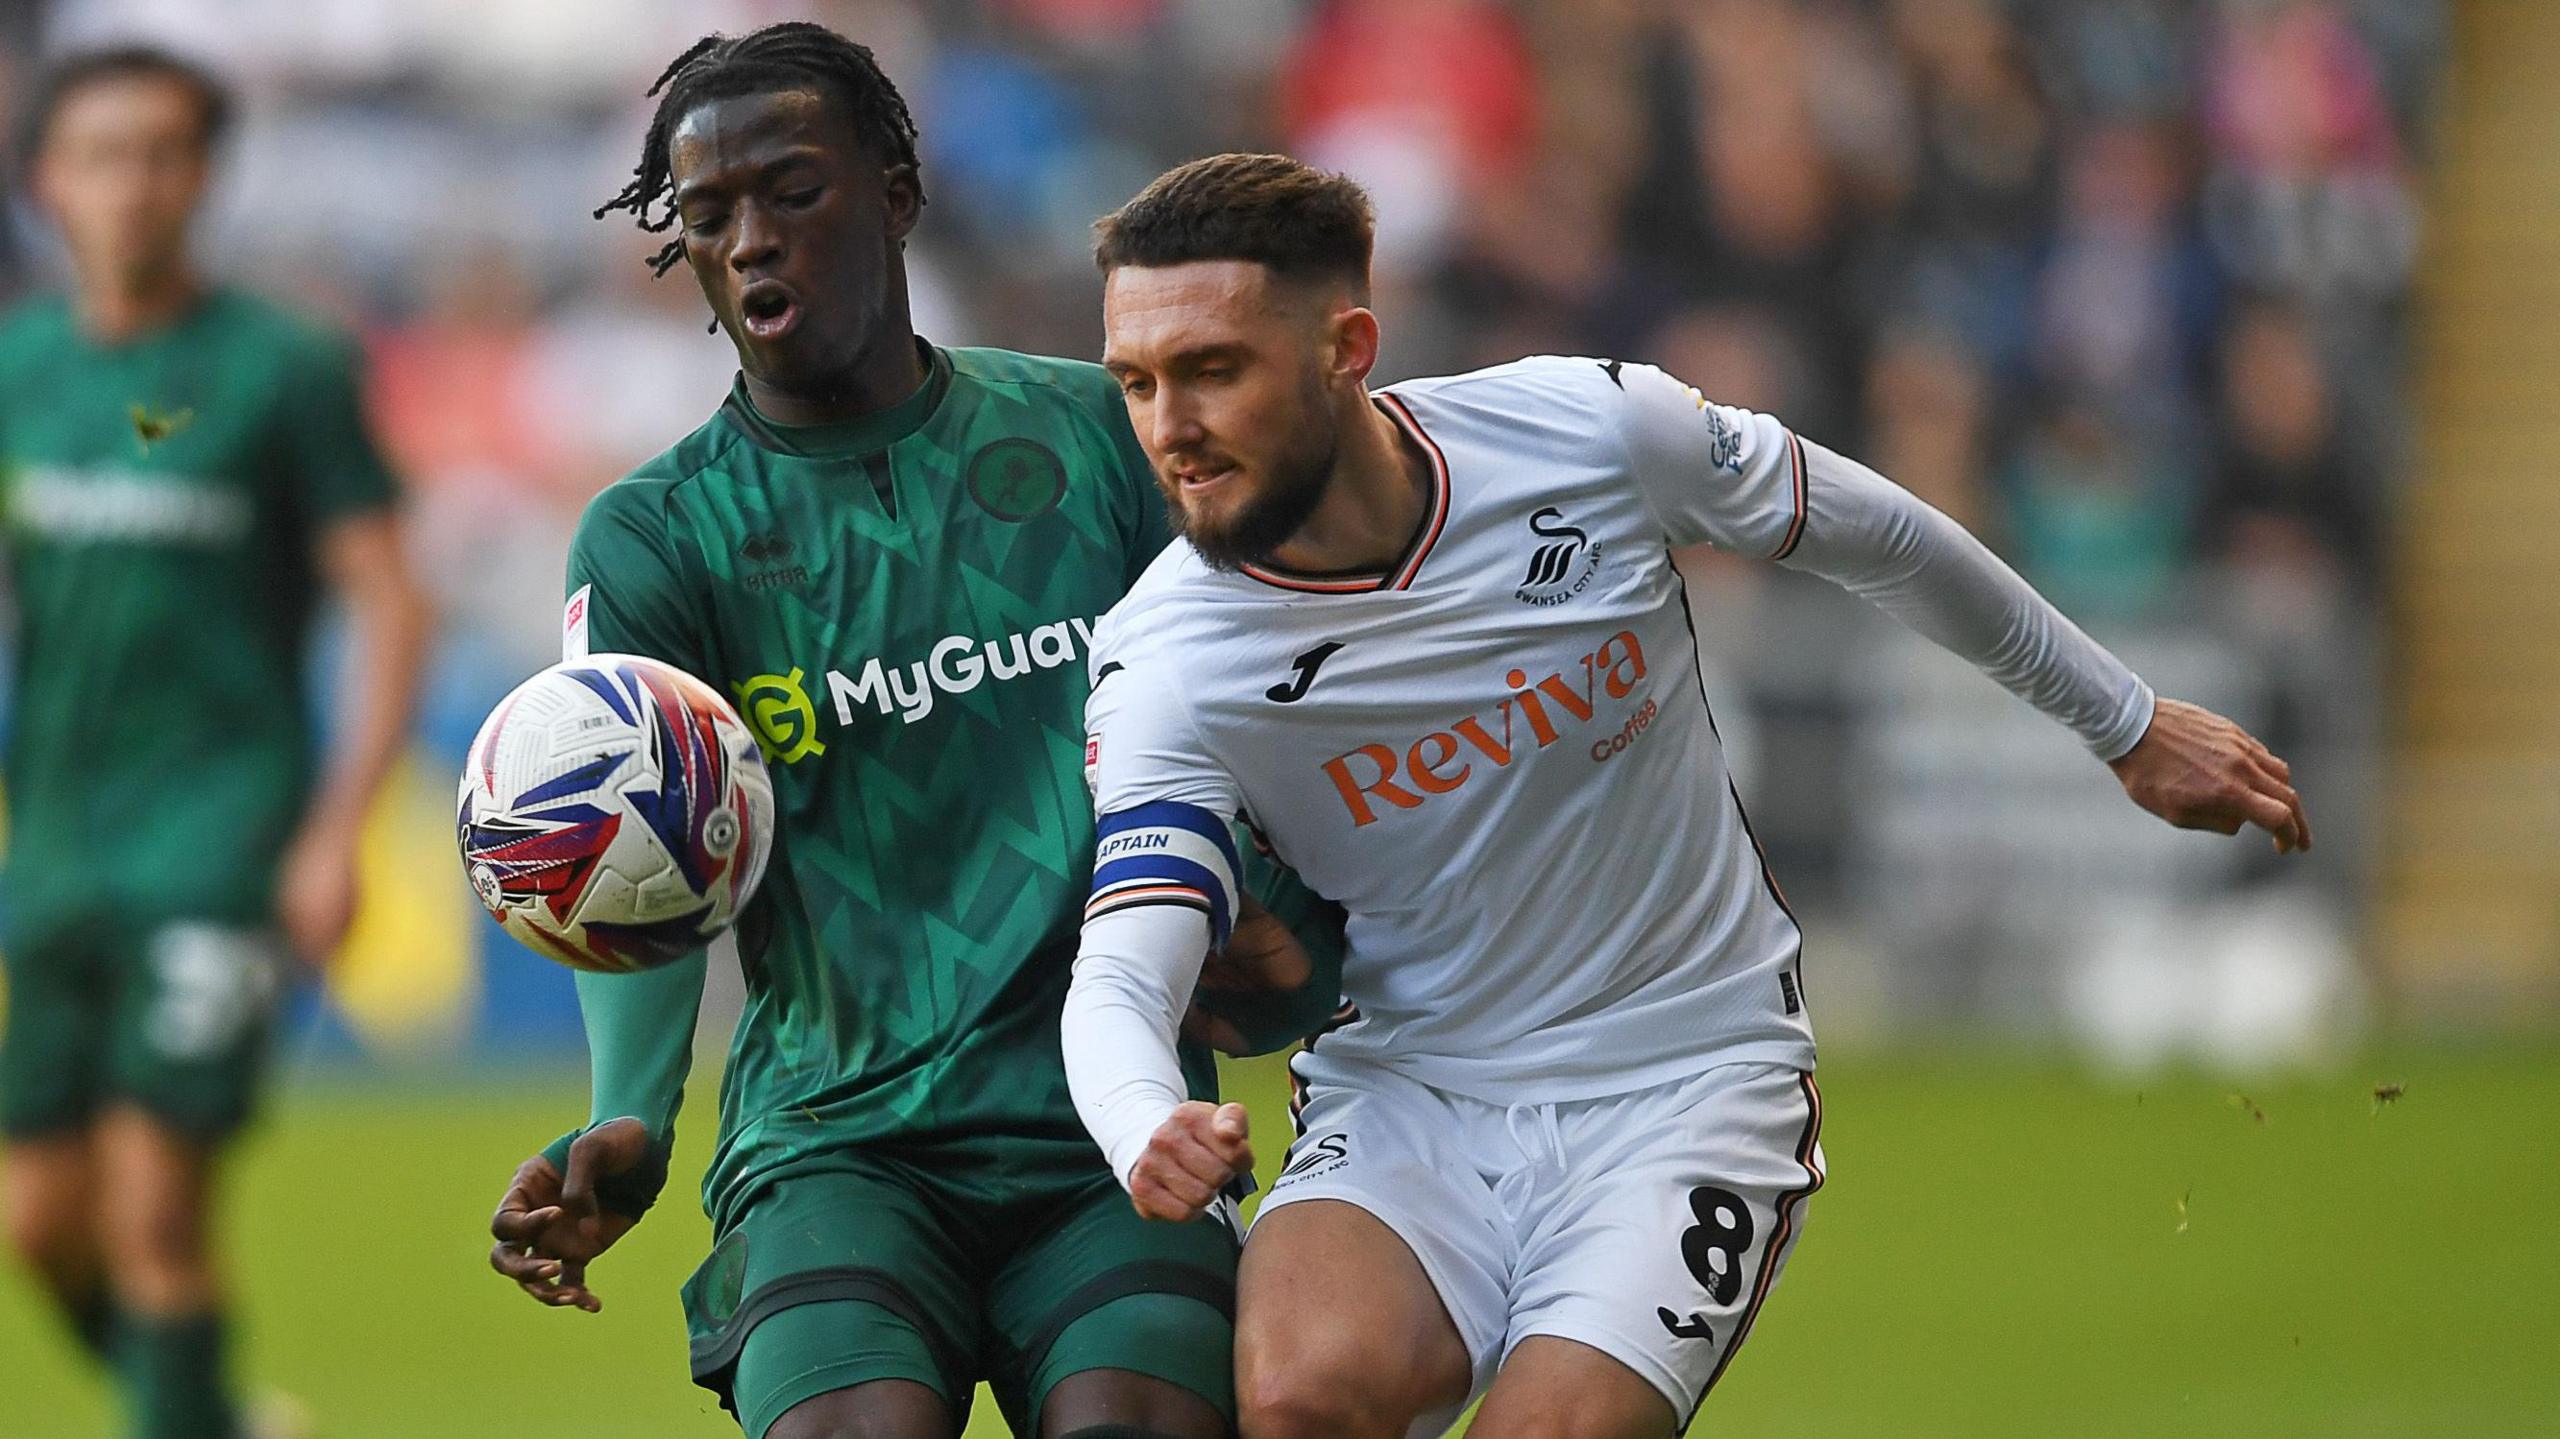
[0,0,2442,1046]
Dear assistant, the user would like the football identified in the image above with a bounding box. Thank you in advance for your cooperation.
[456,653,775,973]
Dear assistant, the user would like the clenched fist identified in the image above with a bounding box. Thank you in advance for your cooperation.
[1129,1101,1252,1222]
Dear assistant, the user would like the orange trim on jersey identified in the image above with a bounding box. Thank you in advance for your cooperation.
[1770,429,1808,562]
[1696,1072,1826,1411]
[1084,884,1211,918]
[1379,394,1452,589]
[1235,567,1384,595]
[1238,394,1451,595]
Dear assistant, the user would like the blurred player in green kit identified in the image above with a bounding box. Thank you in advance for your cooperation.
[0,46,432,1439]
[481,22,1339,1439]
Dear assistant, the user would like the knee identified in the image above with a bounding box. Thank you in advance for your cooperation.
[102,1193,206,1272]
[762,1394,864,1439]
[99,1195,211,1313]
[1237,1347,1419,1439]
[765,1380,949,1439]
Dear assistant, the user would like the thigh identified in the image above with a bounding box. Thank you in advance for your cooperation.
[749,1337,955,1439]
[1507,1066,1826,1430]
[105,919,288,1142]
[985,1171,1240,1436]
[93,1106,221,1309]
[94,1106,215,1243]
[1242,1058,1494,1430]
[0,916,109,1140]
[1240,1200,1477,1434]
[696,1166,980,1439]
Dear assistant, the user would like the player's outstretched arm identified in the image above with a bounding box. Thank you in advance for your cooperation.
[573,952,706,1147]
[1618,360,2315,855]
[1621,363,2149,761]
[2106,697,2311,852]
[488,1118,652,1311]
[485,948,704,1302]
[1769,444,2314,851]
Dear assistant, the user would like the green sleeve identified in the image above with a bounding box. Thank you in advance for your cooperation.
[276,327,399,525]
[564,476,714,670]
[539,954,703,1216]
[543,478,718,1214]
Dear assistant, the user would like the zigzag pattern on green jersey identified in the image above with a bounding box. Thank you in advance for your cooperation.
[570,345,1195,1215]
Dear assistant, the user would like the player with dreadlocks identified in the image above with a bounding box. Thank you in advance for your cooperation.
[481,22,1341,1439]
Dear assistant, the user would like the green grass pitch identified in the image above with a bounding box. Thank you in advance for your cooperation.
[4,1045,2555,1436]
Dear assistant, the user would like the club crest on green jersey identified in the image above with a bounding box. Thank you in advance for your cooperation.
[731,668,827,764]
[966,438,1068,522]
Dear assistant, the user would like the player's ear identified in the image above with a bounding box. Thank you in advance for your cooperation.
[1329,305,1380,388]
[881,163,922,244]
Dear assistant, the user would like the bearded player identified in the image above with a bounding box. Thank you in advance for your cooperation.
[481,27,1338,1439]
[1064,155,2312,1439]
[0,46,431,1439]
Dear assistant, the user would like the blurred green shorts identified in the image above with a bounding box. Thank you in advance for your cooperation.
[683,1151,1239,1437]
[0,907,289,1143]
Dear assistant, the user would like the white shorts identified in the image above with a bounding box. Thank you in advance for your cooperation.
[1256,1052,1826,1434]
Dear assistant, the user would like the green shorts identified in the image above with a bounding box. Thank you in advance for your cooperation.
[0,904,288,1143]
[683,1150,1240,1437]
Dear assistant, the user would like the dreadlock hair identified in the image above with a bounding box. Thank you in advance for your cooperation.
[598,22,924,276]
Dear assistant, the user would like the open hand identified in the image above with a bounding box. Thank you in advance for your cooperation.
[487,1118,651,1311]
[2108,697,2311,853]
[1129,1101,1252,1222]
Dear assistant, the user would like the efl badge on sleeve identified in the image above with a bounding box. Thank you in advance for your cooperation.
[563,584,592,660]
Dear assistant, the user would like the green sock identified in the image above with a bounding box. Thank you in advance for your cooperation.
[120,1310,239,1439]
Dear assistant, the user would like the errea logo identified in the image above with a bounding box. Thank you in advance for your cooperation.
[738,533,809,591]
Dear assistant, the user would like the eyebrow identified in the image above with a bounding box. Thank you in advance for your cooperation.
[673,149,828,207]
[1104,342,1249,376]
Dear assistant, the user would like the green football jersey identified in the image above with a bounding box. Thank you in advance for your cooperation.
[0,289,397,926]
[566,344,1297,1226]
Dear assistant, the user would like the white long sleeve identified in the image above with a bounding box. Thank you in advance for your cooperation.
[1617,361,2154,759]
[1784,437,2155,759]
[1063,899,1213,1189]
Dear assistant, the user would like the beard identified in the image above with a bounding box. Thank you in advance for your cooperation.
[1164,418,1339,573]
[1162,366,1341,568]
[1170,444,1334,572]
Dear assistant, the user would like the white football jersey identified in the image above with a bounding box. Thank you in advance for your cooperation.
[1087,356,1837,1103]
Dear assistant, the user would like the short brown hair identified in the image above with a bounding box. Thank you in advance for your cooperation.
[18,45,232,171]
[1095,153,1374,297]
